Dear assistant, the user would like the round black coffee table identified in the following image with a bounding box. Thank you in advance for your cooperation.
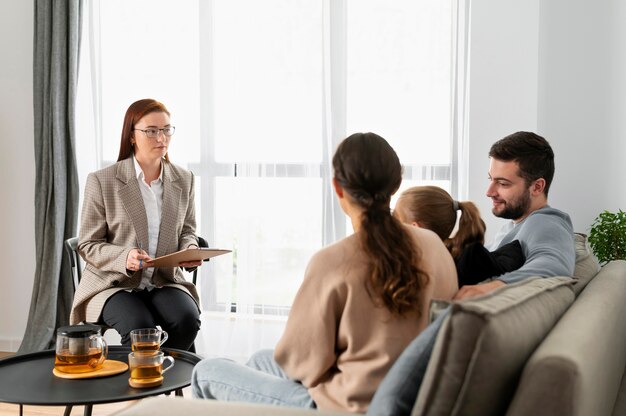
[0,346,201,416]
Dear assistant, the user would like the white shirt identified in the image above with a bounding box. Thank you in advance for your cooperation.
[133,155,164,290]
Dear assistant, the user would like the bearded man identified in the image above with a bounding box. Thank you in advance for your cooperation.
[454,131,575,300]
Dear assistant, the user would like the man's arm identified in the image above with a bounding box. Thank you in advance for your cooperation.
[454,279,505,300]
[454,210,575,300]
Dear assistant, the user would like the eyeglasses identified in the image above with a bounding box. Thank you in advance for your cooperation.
[134,126,175,138]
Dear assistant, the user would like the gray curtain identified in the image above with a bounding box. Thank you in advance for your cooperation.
[19,0,82,353]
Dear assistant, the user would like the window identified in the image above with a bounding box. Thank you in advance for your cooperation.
[77,0,465,357]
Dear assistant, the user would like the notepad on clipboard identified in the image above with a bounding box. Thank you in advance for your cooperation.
[145,248,231,268]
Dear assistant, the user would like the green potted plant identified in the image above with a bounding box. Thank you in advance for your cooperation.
[588,209,626,265]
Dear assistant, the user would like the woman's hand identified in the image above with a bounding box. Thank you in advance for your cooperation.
[178,245,203,268]
[179,260,203,268]
[126,247,153,272]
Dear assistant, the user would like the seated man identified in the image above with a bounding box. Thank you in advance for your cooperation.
[455,131,575,300]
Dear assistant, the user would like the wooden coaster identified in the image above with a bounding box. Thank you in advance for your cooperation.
[129,376,163,388]
[53,359,128,379]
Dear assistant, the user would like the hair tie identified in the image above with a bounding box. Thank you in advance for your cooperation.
[373,192,386,203]
[452,200,460,211]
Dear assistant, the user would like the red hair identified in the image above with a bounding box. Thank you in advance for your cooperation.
[117,98,171,162]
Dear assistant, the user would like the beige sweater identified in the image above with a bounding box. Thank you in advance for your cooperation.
[274,225,458,413]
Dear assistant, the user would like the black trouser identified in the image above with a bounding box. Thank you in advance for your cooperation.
[102,287,200,351]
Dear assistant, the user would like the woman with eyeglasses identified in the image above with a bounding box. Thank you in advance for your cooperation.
[191,133,458,412]
[70,98,201,351]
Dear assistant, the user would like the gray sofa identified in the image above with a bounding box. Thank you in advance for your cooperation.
[115,236,626,416]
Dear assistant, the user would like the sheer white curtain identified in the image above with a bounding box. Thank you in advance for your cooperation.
[76,0,469,361]
[193,0,329,361]
[75,1,101,202]
[451,0,471,200]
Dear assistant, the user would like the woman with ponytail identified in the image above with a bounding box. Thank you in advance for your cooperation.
[192,133,458,413]
[394,186,525,287]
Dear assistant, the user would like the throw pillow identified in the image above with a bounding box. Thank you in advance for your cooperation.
[367,307,451,416]
[572,232,601,295]
[412,276,575,416]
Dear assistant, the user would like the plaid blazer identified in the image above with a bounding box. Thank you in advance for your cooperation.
[70,157,200,325]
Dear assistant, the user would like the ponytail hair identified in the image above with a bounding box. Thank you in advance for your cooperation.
[333,133,429,317]
[394,186,485,259]
[447,201,485,259]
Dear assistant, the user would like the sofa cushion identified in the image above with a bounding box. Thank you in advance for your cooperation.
[572,232,601,295]
[367,307,451,416]
[412,276,575,416]
[507,261,626,416]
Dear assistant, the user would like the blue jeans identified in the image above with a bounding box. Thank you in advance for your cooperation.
[191,349,316,409]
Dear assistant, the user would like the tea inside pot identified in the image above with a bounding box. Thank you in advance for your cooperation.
[55,324,107,373]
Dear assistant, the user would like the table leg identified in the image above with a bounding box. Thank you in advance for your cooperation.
[84,404,93,416]
[19,404,23,416]
[64,405,73,416]
[175,388,184,397]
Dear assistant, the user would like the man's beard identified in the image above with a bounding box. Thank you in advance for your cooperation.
[492,190,531,221]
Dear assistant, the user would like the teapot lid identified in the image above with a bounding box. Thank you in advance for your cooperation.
[57,324,101,338]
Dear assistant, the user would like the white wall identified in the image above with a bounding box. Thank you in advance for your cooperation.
[1,1,625,350]
[468,0,625,240]
[0,0,36,351]
[607,0,626,210]
[537,0,625,233]
[466,0,540,242]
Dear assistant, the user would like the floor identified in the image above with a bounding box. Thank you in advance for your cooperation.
[0,401,136,416]
[0,351,190,415]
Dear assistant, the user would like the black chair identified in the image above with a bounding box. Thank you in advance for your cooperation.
[64,237,82,293]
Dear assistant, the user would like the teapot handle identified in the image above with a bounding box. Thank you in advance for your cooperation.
[93,335,108,368]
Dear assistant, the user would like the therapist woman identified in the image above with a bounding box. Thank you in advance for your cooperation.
[70,98,202,351]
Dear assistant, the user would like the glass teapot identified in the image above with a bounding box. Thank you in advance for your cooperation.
[55,324,108,373]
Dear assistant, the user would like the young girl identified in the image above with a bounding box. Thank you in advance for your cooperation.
[394,186,485,259]
[192,133,458,413]
[394,186,524,286]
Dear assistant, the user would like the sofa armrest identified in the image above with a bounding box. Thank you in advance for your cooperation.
[112,397,352,416]
[507,260,626,416]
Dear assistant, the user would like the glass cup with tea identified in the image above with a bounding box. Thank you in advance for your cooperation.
[130,328,168,353]
[55,324,108,373]
[128,351,175,388]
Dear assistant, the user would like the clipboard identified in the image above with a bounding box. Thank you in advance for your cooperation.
[145,248,231,268]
